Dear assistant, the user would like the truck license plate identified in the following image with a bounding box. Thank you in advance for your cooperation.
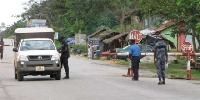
[36,66,45,71]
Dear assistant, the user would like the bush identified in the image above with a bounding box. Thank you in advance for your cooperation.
[55,41,61,47]
[70,45,87,54]
[55,41,87,54]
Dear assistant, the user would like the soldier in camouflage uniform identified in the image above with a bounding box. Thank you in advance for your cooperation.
[154,38,168,85]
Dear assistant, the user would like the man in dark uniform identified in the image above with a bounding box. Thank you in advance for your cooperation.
[58,36,70,79]
[0,38,4,59]
[129,39,141,81]
[154,37,168,85]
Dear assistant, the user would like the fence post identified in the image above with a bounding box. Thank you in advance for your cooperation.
[186,54,191,80]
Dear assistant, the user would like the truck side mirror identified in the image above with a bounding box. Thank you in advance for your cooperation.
[13,48,18,52]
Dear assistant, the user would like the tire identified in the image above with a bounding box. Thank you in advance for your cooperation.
[15,67,17,79]
[55,71,61,80]
[50,74,55,78]
[17,71,24,81]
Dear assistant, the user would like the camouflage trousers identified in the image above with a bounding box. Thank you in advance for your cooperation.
[156,60,165,78]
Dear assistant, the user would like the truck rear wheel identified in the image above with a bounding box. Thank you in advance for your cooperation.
[55,71,61,80]
[17,71,24,81]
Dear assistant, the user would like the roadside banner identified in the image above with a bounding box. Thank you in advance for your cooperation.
[75,34,86,45]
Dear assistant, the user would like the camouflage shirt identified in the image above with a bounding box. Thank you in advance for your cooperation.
[155,40,167,62]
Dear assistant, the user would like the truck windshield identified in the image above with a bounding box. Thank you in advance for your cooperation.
[20,40,55,51]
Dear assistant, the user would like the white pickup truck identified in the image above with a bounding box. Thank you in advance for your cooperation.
[13,28,61,81]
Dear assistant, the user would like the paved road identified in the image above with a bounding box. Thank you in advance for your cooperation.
[0,39,200,100]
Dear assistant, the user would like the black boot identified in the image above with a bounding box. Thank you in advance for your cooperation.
[63,75,69,79]
[63,76,69,79]
[158,78,162,85]
[162,77,165,84]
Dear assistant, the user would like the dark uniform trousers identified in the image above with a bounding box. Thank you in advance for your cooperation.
[61,57,69,77]
[131,56,140,80]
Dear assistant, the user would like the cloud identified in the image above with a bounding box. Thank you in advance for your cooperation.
[0,0,27,26]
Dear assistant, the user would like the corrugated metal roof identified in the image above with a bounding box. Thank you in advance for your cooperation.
[103,32,128,44]
[95,30,113,39]
[87,29,106,38]
[15,27,55,33]
[154,21,175,32]
[87,29,114,40]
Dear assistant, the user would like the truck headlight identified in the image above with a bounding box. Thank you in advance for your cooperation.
[18,55,28,61]
[51,54,60,60]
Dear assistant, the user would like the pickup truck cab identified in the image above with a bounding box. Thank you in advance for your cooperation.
[13,38,61,81]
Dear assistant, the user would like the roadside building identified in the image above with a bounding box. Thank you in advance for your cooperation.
[87,29,120,51]
[102,32,129,52]
[154,21,199,51]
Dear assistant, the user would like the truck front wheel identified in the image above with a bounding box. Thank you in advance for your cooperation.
[55,71,61,80]
[17,71,24,81]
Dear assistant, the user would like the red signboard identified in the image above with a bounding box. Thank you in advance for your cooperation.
[129,30,142,43]
[182,42,193,54]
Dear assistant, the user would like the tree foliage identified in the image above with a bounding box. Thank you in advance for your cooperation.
[105,0,140,32]
[140,0,200,51]
[1,0,200,52]
[2,0,142,37]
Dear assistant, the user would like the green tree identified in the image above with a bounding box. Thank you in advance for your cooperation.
[64,0,111,35]
[2,0,143,38]
[140,0,200,52]
[105,0,140,32]
[22,0,67,27]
